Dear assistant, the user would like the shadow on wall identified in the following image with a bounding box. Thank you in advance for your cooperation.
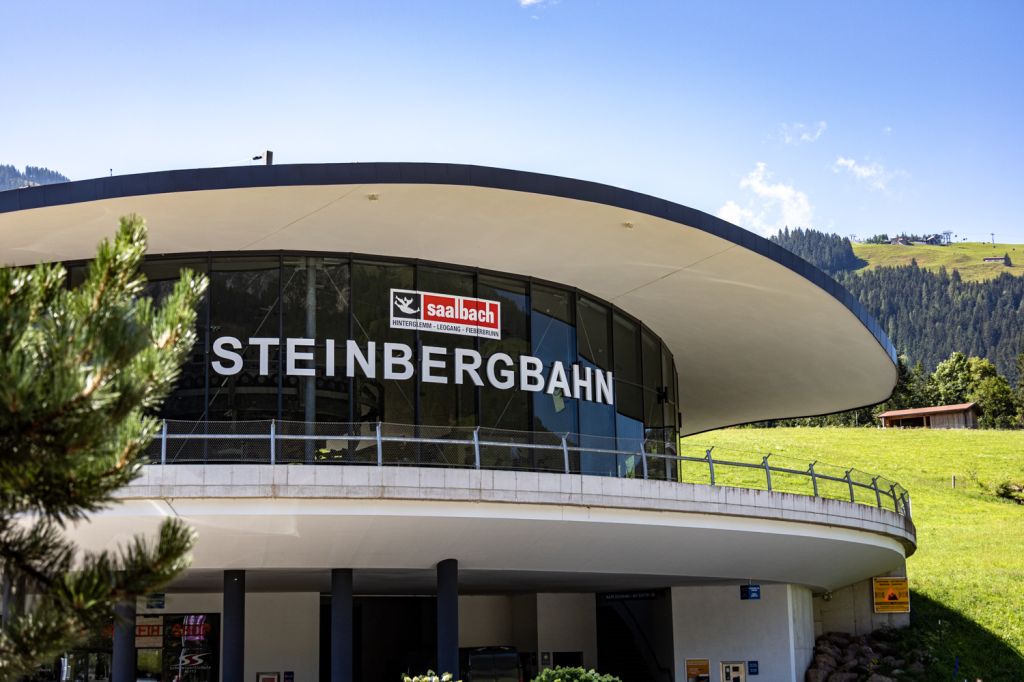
[908,592,1023,681]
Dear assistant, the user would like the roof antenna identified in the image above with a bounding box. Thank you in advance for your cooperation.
[252,150,273,165]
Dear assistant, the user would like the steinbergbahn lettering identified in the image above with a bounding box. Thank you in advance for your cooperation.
[210,336,615,406]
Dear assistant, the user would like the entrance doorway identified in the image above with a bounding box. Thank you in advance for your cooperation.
[595,591,674,682]
[320,596,437,681]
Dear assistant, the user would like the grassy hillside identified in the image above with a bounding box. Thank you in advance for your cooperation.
[852,241,1024,280]
[680,427,1024,681]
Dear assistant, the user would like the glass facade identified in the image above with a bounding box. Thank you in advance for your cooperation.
[68,252,680,454]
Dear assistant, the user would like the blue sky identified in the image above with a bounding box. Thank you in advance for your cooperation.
[2,1,1022,241]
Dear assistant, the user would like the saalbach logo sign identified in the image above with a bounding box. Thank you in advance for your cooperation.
[390,288,501,339]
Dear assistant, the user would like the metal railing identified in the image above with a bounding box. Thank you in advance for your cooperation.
[145,420,911,520]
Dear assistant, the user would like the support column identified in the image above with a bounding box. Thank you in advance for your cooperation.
[331,569,354,682]
[112,600,136,682]
[436,559,459,678]
[224,570,246,682]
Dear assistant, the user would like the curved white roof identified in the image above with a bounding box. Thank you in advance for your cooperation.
[0,163,897,435]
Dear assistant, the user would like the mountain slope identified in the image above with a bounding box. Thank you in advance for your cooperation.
[853,242,1024,281]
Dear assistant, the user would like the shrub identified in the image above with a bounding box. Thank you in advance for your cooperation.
[400,673,458,682]
[994,480,1024,504]
[531,667,622,682]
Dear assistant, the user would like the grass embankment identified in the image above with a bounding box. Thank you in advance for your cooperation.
[852,241,1024,281]
[679,427,1024,681]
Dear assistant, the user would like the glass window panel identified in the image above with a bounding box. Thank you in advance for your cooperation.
[67,263,88,289]
[613,314,643,422]
[352,260,415,425]
[280,256,350,426]
[578,358,616,476]
[531,287,578,447]
[532,284,573,324]
[478,275,530,433]
[577,297,610,369]
[642,329,663,428]
[615,412,646,478]
[613,314,641,383]
[417,266,476,436]
[662,344,676,430]
[207,256,280,422]
[142,258,209,421]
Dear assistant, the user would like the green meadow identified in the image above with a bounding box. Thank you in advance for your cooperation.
[680,427,1024,680]
[852,241,1024,281]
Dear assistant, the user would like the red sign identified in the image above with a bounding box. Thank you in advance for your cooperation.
[390,289,501,339]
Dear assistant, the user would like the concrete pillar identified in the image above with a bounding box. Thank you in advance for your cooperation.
[437,559,459,678]
[224,570,246,682]
[112,601,136,682]
[331,569,354,682]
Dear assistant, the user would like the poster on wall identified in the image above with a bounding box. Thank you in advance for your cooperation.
[685,658,710,682]
[163,613,221,682]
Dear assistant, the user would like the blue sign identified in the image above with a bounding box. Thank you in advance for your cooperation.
[747,660,759,675]
[740,584,761,600]
[145,593,165,609]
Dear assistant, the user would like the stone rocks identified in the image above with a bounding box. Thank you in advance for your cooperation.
[804,629,931,681]
[826,673,859,682]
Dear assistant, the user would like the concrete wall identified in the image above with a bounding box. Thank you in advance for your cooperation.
[244,593,319,682]
[672,584,812,682]
[459,596,514,648]
[813,562,910,636]
[536,593,598,670]
[138,592,319,682]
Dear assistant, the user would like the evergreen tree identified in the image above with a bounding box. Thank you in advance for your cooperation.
[769,227,865,274]
[0,216,207,678]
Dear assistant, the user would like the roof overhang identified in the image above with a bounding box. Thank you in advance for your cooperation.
[0,163,897,435]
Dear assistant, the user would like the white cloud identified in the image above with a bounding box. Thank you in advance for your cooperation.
[833,156,894,190]
[716,162,814,237]
[883,126,893,135]
[780,121,827,145]
[519,0,545,6]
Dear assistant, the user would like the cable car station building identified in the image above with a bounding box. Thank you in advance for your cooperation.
[0,164,915,682]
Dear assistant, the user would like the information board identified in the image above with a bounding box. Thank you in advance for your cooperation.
[872,577,910,613]
[684,658,710,682]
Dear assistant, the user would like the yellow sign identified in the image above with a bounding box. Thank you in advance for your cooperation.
[872,577,910,613]
[685,659,710,682]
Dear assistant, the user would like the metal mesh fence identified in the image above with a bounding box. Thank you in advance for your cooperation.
[144,420,910,518]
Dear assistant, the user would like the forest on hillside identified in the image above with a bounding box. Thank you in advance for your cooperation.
[0,164,68,191]
[770,228,1024,387]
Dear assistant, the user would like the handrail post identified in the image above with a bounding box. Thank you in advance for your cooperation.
[375,421,383,467]
[160,421,167,465]
[473,427,481,470]
[640,448,648,480]
[561,435,570,474]
[903,492,912,520]
[808,461,819,497]
[269,420,276,466]
[845,469,855,503]
[872,477,882,507]
[763,454,772,492]
[705,447,715,486]
[888,483,899,512]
